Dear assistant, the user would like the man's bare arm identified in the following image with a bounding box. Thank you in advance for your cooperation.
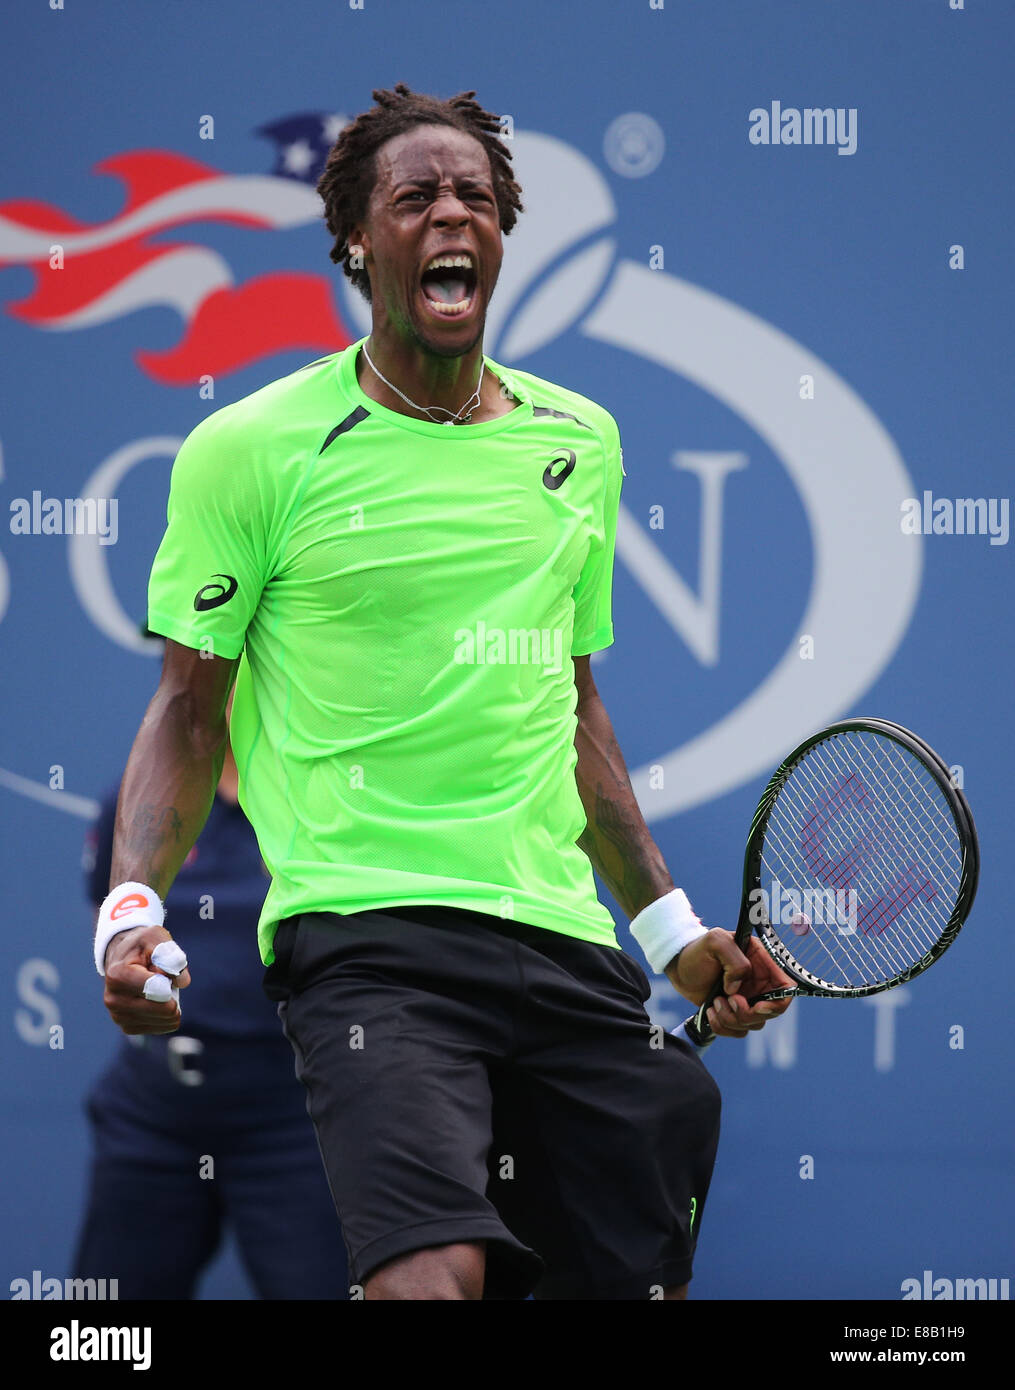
[572,654,791,1034]
[110,639,239,895]
[99,639,239,1033]
[572,654,674,921]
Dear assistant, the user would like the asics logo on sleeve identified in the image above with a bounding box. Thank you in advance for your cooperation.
[542,449,576,490]
[193,574,238,610]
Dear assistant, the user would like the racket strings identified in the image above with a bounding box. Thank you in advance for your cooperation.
[821,737,957,947]
[774,748,942,980]
[760,729,962,990]
[773,738,959,983]
[765,766,917,987]
[824,735,960,955]
[766,756,948,988]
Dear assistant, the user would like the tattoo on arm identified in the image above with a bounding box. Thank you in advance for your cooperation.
[117,804,185,896]
[578,779,658,916]
[574,701,674,919]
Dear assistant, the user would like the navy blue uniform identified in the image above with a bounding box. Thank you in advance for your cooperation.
[72,786,349,1299]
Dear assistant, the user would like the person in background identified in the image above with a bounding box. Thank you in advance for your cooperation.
[72,649,349,1300]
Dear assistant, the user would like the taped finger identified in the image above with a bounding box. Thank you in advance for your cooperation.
[151,940,188,976]
[142,974,180,1006]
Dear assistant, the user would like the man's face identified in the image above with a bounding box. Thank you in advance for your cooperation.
[353,123,504,358]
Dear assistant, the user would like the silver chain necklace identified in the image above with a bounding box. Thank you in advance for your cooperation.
[361,341,484,425]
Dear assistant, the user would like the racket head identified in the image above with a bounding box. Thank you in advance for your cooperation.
[744,718,978,999]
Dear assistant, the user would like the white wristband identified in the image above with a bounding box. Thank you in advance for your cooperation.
[94,882,165,975]
[629,888,708,975]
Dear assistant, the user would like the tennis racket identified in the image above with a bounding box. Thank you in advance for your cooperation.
[682,717,979,1047]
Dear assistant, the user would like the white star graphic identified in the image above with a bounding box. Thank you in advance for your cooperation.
[283,139,315,175]
[322,113,346,145]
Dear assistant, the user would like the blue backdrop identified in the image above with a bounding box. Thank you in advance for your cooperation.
[2,0,1011,1301]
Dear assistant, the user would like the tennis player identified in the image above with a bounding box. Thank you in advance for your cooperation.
[98,84,792,1300]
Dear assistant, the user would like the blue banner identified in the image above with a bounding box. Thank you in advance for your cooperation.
[2,0,1010,1301]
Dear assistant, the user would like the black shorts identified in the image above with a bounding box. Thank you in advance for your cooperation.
[263,905,721,1300]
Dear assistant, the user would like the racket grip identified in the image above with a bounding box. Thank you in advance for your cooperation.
[683,986,797,1044]
[681,1008,711,1048]
[680,973,728,1047]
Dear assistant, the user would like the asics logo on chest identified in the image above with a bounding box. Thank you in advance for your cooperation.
[542,449,576,490]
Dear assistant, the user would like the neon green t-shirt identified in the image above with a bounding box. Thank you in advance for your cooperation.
[147,338,624,963]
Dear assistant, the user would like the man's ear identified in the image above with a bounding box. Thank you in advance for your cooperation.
[347,230,368,272]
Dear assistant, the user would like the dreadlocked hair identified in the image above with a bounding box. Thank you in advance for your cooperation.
[317,82,524,303]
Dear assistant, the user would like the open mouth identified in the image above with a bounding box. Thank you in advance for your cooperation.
[419,255,478,317]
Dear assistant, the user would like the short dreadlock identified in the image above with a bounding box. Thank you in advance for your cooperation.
[317,83,524,303]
